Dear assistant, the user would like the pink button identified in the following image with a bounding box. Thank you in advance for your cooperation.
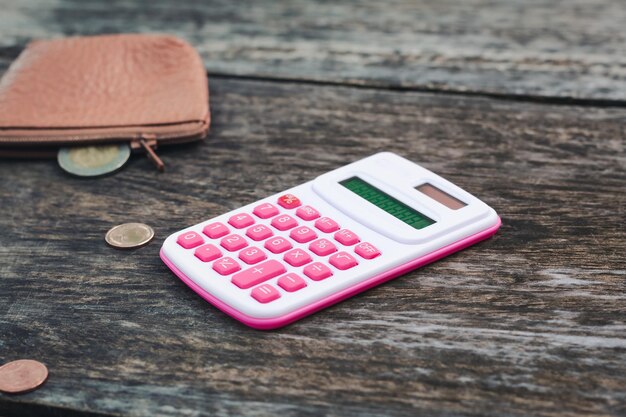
[334,229,360,246]
[252,203,280,219]
[202,222,229,239]
[228,213,255,229]
[238,246,267,265]
[283,248,313,267]
[271,214,298,231]
[277,273,307,292]
[251,284,281,304]
[277,194,301,209]
[303,262,333,281]
[289,226,317,243]
[309,238,337,256]
[194,244,222,262]
[264,237,293,254]
[177,231,204,249]
[296,205,320,221]
[212,256,241,276]
[220,234,248,251]
[355,242,381,259]
[232,259,286,289]
[315,217,340,233]
[246,224,273,241]
[329,251,358,270]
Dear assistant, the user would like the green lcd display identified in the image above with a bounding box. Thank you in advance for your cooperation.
[340,177,435,230]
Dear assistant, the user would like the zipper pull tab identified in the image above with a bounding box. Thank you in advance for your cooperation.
[133,134,164,172]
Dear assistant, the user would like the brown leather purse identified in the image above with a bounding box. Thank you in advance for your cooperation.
[0,34,210,170]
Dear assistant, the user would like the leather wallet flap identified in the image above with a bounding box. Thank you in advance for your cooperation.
[0,34,210,146]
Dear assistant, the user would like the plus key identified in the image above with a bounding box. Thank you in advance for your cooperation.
[231,259,286,289]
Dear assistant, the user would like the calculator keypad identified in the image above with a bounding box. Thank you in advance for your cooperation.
[175,194,382,305]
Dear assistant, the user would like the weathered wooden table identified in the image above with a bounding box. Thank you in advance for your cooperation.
[1,1,625,416]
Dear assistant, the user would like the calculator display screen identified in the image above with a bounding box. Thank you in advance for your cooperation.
[340,177,435,229]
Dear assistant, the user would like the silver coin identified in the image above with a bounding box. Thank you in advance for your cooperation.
[105,223,155,249]
[58,144,130,177]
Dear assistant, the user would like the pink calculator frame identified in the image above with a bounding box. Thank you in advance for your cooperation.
[160,217,500,330]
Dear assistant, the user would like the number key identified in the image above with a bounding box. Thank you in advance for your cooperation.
[264,237,293,254]
[239,246,267,265]
[228,213,255,229]
[220,234,248,251]
[177,231,204,249]
[246,224,273,241]
[202,222,229,239]
[253,203,279,219]
[289,226,317,243]
[271,214,298,231]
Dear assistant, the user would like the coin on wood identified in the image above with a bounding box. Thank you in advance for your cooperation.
[57,143,131,177]
[0,359,48,394]
[105,223,155,249]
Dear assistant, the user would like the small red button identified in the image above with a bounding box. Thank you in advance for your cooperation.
[277,194,301,209]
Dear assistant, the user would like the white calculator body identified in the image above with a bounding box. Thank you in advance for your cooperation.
[161,152,500,329]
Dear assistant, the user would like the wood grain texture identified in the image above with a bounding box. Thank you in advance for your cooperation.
[0,77,625,416]
[1,0,625,101]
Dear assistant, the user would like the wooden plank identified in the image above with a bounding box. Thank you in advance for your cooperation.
[0,77,625,416]
[1,0,625,101]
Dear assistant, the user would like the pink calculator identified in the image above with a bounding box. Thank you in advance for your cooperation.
[161,152,501,329]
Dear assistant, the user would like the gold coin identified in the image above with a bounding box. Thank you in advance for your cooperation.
[0,359,48,394]
[105,223,155,249]
[57,144,130,177]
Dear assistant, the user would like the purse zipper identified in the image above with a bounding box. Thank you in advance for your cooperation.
[131,134,165,172]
